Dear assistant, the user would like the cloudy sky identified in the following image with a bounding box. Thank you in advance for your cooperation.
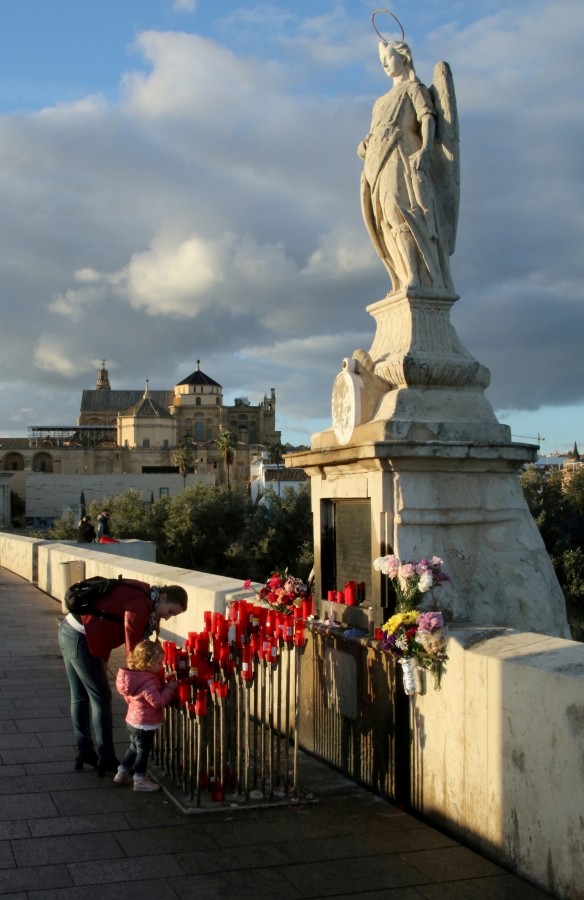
[0,0,582,453]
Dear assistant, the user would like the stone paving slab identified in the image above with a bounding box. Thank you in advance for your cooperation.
[27,878,189,900]
[0,567,552,900]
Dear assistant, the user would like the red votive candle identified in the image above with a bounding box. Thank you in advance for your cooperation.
[175,650,189,679]
[195,633,209,656]
[294,629,306,648]
[335,591,345,604]
[250,634,260,658]
[177,681,190,704]
[241,644,253,680]
[203,611,212,632]
[302,597,314,617]
[344,582,357,606]
[327,590,336,601]
[195,689,208,716]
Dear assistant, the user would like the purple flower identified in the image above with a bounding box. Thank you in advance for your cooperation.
[417,611,444,633]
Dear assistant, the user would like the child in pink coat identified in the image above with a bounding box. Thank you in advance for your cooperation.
[114,639,177,791]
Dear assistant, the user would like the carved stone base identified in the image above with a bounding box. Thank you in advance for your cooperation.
[286,441,570,639]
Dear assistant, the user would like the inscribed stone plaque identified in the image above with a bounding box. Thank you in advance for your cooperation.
[335,500,372,598]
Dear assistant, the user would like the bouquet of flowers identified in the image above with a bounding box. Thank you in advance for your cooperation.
[375,554,450,692]
[242,572,311,615]
[373,554,450,612]
[380,610,422,658]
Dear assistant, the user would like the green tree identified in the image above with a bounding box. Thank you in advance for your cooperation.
[520,465,584,641]
[173,442,194,489]
[226,482,313,581]
[162,483,248,574]
[215,431,237,489]
[87,491,151,541]
[520,466,568,557]
[266,441,285,496]
[49,509,77,540]
[560,548,584,641]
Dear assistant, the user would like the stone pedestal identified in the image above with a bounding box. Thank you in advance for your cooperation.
[288,440,570,638]
[287,290,569,639]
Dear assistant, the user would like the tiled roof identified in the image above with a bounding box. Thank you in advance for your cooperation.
[0,437,29,447]
[266,468,308,482]
[120,394,173,418]
[80,390,174,412]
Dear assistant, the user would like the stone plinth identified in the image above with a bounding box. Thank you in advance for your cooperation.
[287,440,570,639]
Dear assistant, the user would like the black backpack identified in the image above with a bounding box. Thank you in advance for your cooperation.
[64,575,134,622]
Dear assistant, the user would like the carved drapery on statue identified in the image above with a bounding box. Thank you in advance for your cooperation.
[358,43,459,298]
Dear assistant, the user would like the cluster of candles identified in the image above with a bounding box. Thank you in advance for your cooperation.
[326,580,366,607]
[161,597,313,710]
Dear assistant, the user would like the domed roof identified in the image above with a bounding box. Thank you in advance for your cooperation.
[177,359,221,388]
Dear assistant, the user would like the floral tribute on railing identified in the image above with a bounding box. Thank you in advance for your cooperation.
[154,595,311,808]
[243,571,313,617]
[373,554,450,694]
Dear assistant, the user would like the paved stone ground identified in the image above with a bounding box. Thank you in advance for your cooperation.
[0,566,551,900]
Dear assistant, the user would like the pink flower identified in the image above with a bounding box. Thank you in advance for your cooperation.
[242,579,252,589]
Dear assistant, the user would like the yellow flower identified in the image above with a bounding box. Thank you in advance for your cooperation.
[382,610,419,634]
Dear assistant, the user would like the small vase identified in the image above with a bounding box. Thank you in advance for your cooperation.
[398,657,421,695]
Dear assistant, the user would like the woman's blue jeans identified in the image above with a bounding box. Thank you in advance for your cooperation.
[58,619,115,759]
[120,726,156,776]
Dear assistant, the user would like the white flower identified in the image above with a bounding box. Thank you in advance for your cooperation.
[418,572,433,593]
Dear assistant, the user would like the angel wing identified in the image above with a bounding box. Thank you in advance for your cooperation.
[429,61,460,255]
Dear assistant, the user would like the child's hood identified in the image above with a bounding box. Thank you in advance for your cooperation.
[116,667,159,697]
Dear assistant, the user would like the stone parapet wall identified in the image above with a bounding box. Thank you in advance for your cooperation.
[297,622,583,900]
[411,628,584,900]
[0,532,246,645]
[0,531,581,898]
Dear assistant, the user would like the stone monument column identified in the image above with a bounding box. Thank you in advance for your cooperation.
[287,29,569,638]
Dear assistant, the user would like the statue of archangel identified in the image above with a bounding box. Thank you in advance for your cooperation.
[358,18,459,297]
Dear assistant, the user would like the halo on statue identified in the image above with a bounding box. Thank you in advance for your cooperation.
[371,9,405,44]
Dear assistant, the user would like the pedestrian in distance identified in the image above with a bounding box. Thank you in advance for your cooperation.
[97,508,119,543]
[76,515,96,543]
[114,640,177,791]
[58,580,188,776]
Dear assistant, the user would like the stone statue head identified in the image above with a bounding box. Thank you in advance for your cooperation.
[378,40,416,80]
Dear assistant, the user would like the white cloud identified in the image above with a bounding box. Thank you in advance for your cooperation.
[33,338,86,378]
[125,233,223,315]
[172,0,197,11]
[0,1,582,449]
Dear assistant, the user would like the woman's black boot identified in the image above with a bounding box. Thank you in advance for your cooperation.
[97,755,120,777]
[74,748,99,771]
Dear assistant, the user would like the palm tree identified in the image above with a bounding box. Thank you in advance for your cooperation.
[173,442,194,489]
[216,431,237,489]
[267,441,285,495]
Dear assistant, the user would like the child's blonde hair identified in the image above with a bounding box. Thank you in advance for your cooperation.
[127,639,164,671]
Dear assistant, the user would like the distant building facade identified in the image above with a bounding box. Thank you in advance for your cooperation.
[249,452,309,502]
[1,361,281,524]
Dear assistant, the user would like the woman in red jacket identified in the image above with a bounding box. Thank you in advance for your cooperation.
[58,580,187,776]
